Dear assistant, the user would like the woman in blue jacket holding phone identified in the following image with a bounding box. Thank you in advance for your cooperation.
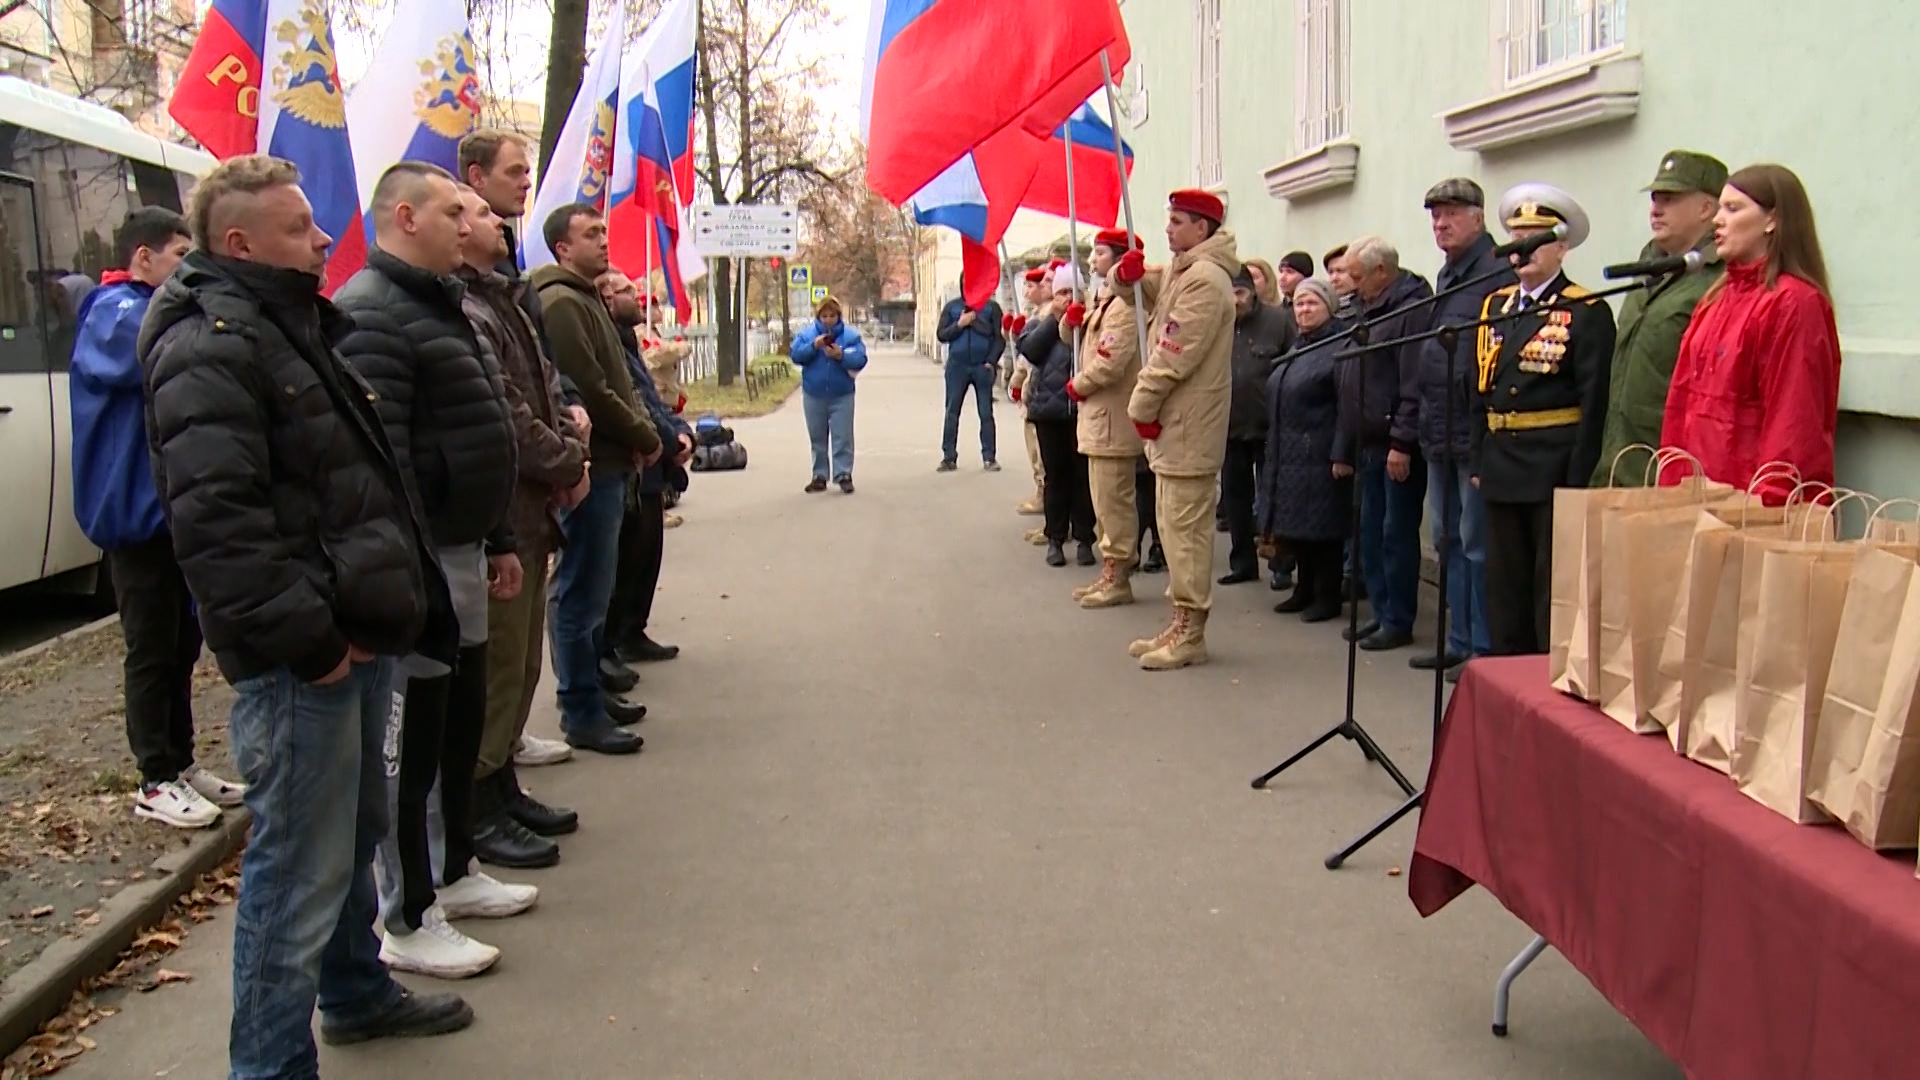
[790,296,869,493]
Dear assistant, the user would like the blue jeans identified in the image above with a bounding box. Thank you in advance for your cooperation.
[1357,448,1428,635]
[1428,455,1491,657]
[549,469,628,735]
[803,391,856,480]
[941,362,997,464]
[227,658,403,1080]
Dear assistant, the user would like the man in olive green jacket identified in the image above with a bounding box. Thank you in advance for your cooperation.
[1591,150,1729,486]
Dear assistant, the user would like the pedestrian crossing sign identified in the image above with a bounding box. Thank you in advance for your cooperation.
[811,286,829,304]
[788,264,811,289]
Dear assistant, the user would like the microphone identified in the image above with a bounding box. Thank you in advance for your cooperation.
[1491,224,1568,260]
[1602,250,1706,281]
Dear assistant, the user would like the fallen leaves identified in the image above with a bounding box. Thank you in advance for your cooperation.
[0,992,116,1079]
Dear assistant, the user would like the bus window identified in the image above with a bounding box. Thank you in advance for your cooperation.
[0,176,49,375]
[18,135,130,370]
[129,158,185,212]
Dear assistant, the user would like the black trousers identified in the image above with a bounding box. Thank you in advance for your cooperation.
[1484,498,1554,656]
[1136,464,1160,548]
[1221,437,1265,575]
[395,643,485,929]
[1286,538,1345,609]
[1033,419,1094,545]
[109,537,202,785]
[607,489,666,653]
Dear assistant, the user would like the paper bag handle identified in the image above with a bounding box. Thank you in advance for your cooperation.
[1605,443,1660,486]
[1803,489,1876,541]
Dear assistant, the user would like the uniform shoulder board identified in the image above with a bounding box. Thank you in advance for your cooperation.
[1479,285,1517,315]
[1560,283,1599,303]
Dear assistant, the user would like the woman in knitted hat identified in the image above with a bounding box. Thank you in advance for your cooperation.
[1018,264,1097,567]
[1259,278,1350,622]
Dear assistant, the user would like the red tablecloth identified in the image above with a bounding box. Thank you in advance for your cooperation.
[1409,655,1920,1080]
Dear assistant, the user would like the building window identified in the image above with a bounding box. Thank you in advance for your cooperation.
[1295,0,1349,151]
[1191,0,1222,188]
[1503,0,1628,85]
[126,0,160,50]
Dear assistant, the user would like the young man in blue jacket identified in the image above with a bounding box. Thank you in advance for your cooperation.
[70,207,245,830]
[934,282,1003,472]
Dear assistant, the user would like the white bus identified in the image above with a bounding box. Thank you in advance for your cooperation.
[0,76,215,599]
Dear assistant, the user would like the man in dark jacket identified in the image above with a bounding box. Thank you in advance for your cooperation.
[601,270,696,666]
[140,154,468,1074]
[334,162,520,981]
[1336,235,1432,651]
[1219,264,1293,585]
[455,187,586,872]
[530,203,659,756]
[1411,179,1513,676]
[935,285,1004,471]
[71,207,245,830]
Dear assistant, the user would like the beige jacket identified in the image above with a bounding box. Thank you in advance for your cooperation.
[644,337,690,403]
[1009,302,1046,397]
[1069,284,1146,457]
[1129,229,1239,477]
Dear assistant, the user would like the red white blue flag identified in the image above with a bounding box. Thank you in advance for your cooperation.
[344,0,480,230]
[609,0,703,321]
[523,1,628,269]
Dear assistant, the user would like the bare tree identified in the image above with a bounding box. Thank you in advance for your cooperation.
[13,0,195,127]
[798,147,914,322]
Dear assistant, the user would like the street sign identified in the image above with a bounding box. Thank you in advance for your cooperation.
[787,264,811,289]
[810,286,829,304]
[690,203,800,258]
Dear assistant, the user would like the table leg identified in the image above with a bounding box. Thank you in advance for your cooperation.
[1490,934,1551,1038]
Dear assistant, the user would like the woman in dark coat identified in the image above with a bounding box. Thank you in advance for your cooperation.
[1259,278,1351,622]
[1017,267,1096,568]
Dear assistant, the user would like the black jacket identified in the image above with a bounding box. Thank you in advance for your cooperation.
[1016,314,1076,423]
[1228,299,1295,441]
[333,247,517,551]
[1470,274,1617,504]
[138,252,454,684]
[1335,269,1433,463]
[1414,232,1514,460]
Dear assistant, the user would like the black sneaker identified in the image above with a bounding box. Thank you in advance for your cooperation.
[804,477,827,493]
[1075,541,1096,566]
[1045,541,1067,568]
[321,990,474,1046]
[836,474,855,494]
[1140,545,1166,573]
[936,460,957,473]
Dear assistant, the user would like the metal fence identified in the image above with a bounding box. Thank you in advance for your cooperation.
[671,325,792,402]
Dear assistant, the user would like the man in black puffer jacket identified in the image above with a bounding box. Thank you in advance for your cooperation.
[140,155,467,1074]
[333,162,519,982]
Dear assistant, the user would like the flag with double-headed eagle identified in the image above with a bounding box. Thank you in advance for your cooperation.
[169,0,367,290]
[521,0,628,270]
[608,0,702,322]
[345,0,479,231]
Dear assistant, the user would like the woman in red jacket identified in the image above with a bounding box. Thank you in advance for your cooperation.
[1659,164,1841,502]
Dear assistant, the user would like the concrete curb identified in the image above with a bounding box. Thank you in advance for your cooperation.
[0,614,121,672]
[0,808,249,1053]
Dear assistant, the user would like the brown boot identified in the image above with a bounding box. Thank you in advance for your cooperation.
[1141,606,1209,670]
[1079,559,1136,608]
[1024,527,1048,545]
[1072,559,1117,600]
[1017,496,1043,516]
[1128,614,1178,658]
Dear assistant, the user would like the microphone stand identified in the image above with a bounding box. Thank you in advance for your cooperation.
[1307,270,1663,870]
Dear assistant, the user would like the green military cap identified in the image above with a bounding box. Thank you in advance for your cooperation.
[1645,150,1730,195]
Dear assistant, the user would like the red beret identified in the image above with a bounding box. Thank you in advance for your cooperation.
[1168,188,1224,223]
[1022,266,1049,282]
[1093,228,1144,252]
[1046,258,1066,270]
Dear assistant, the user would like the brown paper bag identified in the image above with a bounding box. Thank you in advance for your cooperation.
[1550,479,1733,702]
[1673,507,1834,769]
[1729,541,1860,822]
[1808,546,1920,848]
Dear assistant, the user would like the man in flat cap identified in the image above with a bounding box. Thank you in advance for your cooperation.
[1409,177,1512,678]
[1590,150,1729,486]
[1111,188,1239,669]
[1472,183,1616,657]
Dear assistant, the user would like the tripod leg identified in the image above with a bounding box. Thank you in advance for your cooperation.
[1323,788,1422,869]
[1343,724,1418,796]
[1250,722,1350,789]
[1490,934,1551,1037]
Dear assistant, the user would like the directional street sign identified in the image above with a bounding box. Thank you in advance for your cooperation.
[787,264,811,289]
[690,203,800,258]
[810,286,829,304]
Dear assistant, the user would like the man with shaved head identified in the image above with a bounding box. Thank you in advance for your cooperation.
[140,154,471,1073]
[333,160,520,983]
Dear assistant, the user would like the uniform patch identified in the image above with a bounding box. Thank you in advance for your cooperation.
[1157,338,1184,355]
[1099,332,1115,350]
[1164,319,1180,336]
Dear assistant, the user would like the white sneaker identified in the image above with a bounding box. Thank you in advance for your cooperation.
[437,872,538,920]
[180,765,247,808]
[514,734,573,767]
[379,905,500,979]
[133,780,220,829]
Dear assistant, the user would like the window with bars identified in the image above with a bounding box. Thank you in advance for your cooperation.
[1295,0,1349,152]
[125,0,160,49]
[1191,0,1222,188]
[1502,0,1628,85]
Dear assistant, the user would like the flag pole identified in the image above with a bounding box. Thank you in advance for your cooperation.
[1061,112,1082,379]
[1098,52,1150,366]
[644,221,655,330]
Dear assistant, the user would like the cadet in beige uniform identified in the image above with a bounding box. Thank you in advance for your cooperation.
[1067,228,1148,608]
[1119,189,1239,670]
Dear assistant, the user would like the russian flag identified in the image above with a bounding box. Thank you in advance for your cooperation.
[608,0,702,321]
[909,122,1048,309]
[344,0,479,226]
[1020,95,1134,227]
[523,1,627,269]
[860,0,1130,206]
[170,0,366,291]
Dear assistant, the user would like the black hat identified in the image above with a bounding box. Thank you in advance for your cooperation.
[1279,251,1314,277]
